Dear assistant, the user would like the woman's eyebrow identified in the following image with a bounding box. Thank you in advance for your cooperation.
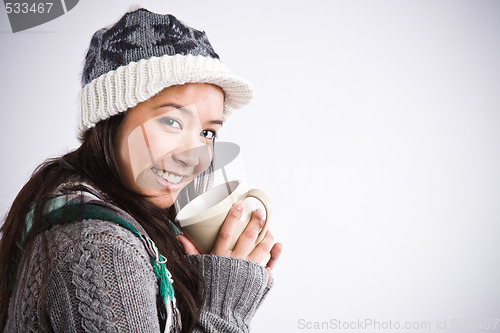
[210,120,223,126]
[157,103,192,116]
[157,103,223,126]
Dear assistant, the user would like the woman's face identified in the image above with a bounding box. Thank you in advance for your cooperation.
[114,83,224,209]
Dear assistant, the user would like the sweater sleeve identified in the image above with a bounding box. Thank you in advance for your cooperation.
[7,219,161,332]
[187,254,273,333]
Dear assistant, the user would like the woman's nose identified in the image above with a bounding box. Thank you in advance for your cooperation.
[173,147,199,167]
[172,138,209,168]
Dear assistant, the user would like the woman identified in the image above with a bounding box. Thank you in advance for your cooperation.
[0,8,281,332]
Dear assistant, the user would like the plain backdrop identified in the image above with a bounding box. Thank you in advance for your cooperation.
[1,1,500,332]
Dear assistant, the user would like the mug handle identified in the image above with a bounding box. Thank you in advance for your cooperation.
[243,189,272,245]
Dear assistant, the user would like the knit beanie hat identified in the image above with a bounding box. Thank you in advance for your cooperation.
[78,8,255,137]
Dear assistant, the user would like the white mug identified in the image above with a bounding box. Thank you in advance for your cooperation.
[175,180,271,254]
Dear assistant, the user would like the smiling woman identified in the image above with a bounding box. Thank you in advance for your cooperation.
[0,8,281,333]
[114,83,224,209]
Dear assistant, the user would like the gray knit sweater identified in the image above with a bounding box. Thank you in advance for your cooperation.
[5,201,271,332]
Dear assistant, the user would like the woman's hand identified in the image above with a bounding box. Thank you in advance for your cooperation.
[176,201,282,285]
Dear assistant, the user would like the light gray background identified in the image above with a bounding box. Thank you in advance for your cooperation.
[1,1,499,332]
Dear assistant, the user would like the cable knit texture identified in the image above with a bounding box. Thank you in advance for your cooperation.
[189,255,272,333]
[5,205,272,332]
[6,220,159,332]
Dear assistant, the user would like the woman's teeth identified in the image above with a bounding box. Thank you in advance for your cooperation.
[151,167,183,184]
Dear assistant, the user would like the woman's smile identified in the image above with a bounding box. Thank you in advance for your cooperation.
[151,166,191,192]
[151,166,185,185]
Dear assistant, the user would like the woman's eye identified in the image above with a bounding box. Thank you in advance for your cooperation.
[201,129,217,140]
[158,117,182,129]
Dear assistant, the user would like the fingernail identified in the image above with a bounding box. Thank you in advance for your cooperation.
[234,201,244,211]
[255,209,264,219]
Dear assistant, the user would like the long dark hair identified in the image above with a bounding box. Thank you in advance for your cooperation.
[0,112,207,332]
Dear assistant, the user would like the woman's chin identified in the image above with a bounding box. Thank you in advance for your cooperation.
[149,193,176,209]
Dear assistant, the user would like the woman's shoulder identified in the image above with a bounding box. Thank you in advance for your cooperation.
[45,218,152,267]
[49,218,145,246]
[44,181,150,252]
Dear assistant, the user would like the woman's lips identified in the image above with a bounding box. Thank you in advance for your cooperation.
[151,167,186,191]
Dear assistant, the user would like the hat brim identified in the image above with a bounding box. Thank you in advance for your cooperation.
[79,54,255,134]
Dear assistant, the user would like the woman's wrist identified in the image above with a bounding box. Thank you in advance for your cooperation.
[187,254,272,331]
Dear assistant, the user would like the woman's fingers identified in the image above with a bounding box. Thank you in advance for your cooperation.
[208,202,281,281]
[266,242,283,270]
[247,229,274,264]
[176,234,200,255]
[265,267,273,285]
[231,208,265,258]
[265,242,282,285]
[211,201,243,255]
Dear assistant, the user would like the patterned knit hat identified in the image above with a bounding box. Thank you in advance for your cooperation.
[79,8,255,136]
